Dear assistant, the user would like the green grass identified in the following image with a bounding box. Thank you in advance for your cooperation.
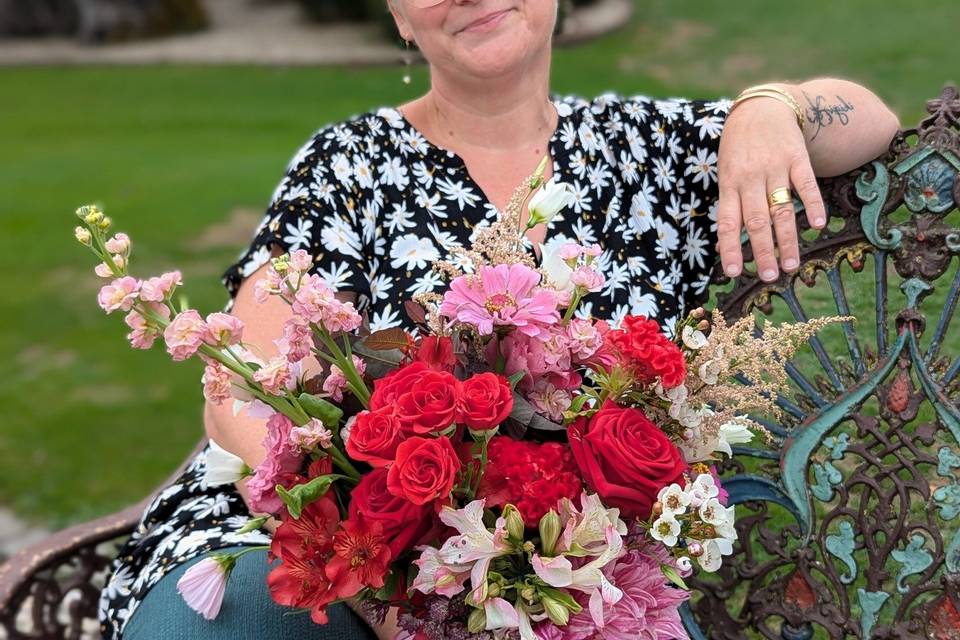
[1,0,958,530]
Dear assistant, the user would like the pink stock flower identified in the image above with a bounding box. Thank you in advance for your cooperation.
[276,320,312,362]
[176,555,233,620]
[289,249,313,273]
[582,244,602,258]
[202,362,233,405]
[203,313,244,348]
[94,262,113,278]
[558,545,690,640]
[104,233,130,255]
[570,267,605,293]
[558,243,583,261]
[253,269,283,304]
[163,310,207,361]
[140,271,183,303]
[322,299,363,333]
[252,356,291,395]
[440,263,560,337]
[97,276,140,313]
[291,274,336,323]
[323,366,348,402]
[567,318,603,362]
[123,303,169,350]
[289,418,334,452]
[528,382,573,422]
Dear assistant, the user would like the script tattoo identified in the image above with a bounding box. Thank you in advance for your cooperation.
[802,91,855,141]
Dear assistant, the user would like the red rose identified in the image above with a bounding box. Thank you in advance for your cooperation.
[568,401,685,519]
[349,468,437,557]
[394,370,461,434]
[457,372,513,430]
[346,407,405,467]
[608,316,686,388]
[387,436,461,505]
[369,362,430,411]
[415,336,457,372]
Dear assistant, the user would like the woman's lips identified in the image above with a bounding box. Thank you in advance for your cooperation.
[458,8,512,34]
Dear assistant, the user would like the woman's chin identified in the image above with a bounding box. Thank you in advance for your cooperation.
[454,39,534,79]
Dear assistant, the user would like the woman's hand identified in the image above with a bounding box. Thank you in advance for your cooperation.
[715,95,827,282]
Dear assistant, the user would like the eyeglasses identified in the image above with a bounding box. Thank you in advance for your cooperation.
[409,0,446,8]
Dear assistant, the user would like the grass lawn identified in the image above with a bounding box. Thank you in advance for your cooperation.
[1,0,958,529]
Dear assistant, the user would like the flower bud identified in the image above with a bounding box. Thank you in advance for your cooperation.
[688,542,704,557]
[697,319,710,331]
[84,210,103,225]
[691,307,706,319]
[538,510,561,556]
[503,504,525,541]
[467,608,487,634]
[677,556,693,572]
[74,226,92,245]
[520,585,537,603]
[527,180,573,228]
[652,501,663,517]
[76,204,101,219]
[541,594,570,626]
[112,254,127,270]
[487,582,502,598]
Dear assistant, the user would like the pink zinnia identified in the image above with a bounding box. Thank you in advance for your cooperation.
[176,554,235,620]
[163,309,207,361]
[439,263,560,337]
[97,276,141,314]
[558,545,690,640]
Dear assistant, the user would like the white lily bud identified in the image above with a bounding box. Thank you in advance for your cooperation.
[527,179,573,227]
[203,440,250,487]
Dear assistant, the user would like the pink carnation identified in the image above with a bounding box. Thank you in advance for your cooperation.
[246,413,303,513]
[164,310,207,361]
[439,263,560,337]
[203,312,244,348]
[202,362,233,405]
[558,545,690,640]
[140,271,182,303]
[97,276,141,314]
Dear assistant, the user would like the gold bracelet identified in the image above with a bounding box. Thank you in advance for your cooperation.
[729,84,806,133]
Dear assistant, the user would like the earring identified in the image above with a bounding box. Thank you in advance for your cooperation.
[402,39,412,85]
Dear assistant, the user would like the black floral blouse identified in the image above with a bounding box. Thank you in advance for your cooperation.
[98,91,731,638]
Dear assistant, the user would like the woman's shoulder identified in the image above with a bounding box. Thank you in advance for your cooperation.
[557,91,731,126]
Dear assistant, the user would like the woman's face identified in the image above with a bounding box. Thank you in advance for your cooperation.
[389,0,557,80]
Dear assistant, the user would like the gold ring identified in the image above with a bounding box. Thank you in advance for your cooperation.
[767,187,792,207]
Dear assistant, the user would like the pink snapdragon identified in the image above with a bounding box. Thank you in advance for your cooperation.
[202,362,233,405]
[104,232,131,255]
[176,555,234,620]
[97,276,141,314]
[289,418,334,452]
[163,310,207,361]
[140,271,183,303]
[203,312,244,348]
[252,356,291,395]
[440,263,560,337]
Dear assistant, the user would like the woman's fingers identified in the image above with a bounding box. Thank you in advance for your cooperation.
[767,174,800,272]
[716,185,744,277]
[790,155,828,229]
[742,185,780,282]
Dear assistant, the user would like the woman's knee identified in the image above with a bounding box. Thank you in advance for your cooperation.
[123,547,376,639]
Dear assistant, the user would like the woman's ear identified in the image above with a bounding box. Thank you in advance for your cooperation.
[386,0,414,43]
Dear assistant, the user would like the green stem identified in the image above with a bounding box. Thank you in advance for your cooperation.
[562,290,583,324]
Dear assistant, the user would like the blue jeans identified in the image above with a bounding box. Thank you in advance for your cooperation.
[123,547,378,639]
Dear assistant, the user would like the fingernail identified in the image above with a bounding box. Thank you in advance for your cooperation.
[761,269,778,281]
[783,258,799,270]
[813,216,826,227]
[725,265,741,277]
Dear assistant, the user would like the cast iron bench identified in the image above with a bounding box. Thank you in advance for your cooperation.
[2,86,959,640]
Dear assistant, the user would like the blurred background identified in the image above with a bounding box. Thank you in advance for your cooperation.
[0,0,956,556]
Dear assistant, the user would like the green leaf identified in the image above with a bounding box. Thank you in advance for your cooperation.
[236,514,270,534]
[507,371,526,390]
[661,564,689,590]
[298,392,343,427]
[276,474,346,519]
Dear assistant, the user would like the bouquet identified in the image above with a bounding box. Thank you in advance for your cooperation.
[75,159,842,639]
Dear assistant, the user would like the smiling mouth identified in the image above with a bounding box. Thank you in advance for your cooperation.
[458,8,511,34]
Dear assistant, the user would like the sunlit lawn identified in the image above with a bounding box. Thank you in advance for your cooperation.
[1,0,957,529]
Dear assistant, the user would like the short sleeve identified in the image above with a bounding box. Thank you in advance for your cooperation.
[220,129,371,312]
[607,93,732,313]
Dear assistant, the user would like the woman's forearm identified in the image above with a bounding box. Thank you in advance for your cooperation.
[765,77,901,177]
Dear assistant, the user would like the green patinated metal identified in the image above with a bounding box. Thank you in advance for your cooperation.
[857,589,890,639]
[824,521,857,584]
[890,534,934,593]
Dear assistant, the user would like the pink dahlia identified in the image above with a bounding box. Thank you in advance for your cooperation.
[558,545,690,640]
[439,263,560,337]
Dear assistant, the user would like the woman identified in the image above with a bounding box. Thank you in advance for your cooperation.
[98,0,900,638]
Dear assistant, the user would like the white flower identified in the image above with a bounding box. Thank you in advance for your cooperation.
[698,498,734,528]
[556,493,628,554]
[540,242,575,295]
[528,178,574,226]
[438,500,512,604]
[681,325,708,350]
[650,514,681,547]
[203,440,248,487]
[688,473,720,508]
[698,359,723,385]
[657,483,691,517]
[697,537,734,572]
[716,420,754,456]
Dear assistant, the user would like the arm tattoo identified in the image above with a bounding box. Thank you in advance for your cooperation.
[801,91,855,141]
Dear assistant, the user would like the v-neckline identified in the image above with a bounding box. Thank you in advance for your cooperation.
[383,94,573,256]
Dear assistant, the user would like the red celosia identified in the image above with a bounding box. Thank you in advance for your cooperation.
[607,315,686,388]
[326,515,393,596]
[477,436,583,523]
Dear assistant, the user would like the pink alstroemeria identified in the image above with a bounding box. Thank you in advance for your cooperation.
[176,554,234,620]
[437,499,513,605]
[439,264,560,337]
[163,309,207,361]
[97,276,141,314]
[203,312,244,348]
[410,546,471,598]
